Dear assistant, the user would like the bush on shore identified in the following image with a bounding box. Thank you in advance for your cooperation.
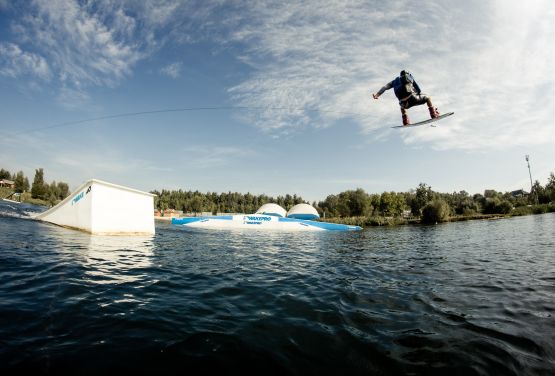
[421,199,451,224]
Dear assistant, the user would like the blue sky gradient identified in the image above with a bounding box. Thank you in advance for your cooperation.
[1,0,554,202]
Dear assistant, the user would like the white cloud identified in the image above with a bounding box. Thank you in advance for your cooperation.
[0,42,51,80]
[56,86,91,110]
[400,0,555,151]
[4,0,190,95]
[20,0,144,88]
[3,0,213,103]
[225,0,555,151]
[141,0,180,26]
[227,1,426,134]
[159,62,183,78]
[0,0,10,11]
[4,0,554,153]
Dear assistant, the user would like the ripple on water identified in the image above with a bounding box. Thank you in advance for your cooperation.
[1,205,554,374]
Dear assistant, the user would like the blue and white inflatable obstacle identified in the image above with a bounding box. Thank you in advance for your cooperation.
[171,203,362,231]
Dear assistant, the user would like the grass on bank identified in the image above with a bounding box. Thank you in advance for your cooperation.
[0,188,50,207]
[321,203,555,227]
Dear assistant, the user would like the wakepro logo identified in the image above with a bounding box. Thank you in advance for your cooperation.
[243,215,271,225]
[71,185,91,206]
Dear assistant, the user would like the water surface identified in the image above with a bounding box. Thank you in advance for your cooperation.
[1,202,554,375]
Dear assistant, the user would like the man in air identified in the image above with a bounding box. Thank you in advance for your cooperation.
[373,70,440,126]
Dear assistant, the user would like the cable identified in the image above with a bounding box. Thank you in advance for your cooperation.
[7,105,374,136]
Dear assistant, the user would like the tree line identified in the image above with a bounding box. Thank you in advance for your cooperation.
[315,173,555,223]
[3,166,554,223]
[152,189,307,215]
[0,167,69,205]
[153,172,555,224]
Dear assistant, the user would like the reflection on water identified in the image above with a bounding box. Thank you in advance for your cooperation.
[0,200,45,219]
[0,203,554,375]
[84,235,155,285]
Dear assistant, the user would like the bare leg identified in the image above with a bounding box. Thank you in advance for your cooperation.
[400,107,410,125]
[426,97,440,119]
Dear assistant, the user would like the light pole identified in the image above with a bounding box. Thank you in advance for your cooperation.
[525,155,537,204]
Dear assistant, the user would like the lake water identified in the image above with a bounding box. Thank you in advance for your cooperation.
[0,201,554,375]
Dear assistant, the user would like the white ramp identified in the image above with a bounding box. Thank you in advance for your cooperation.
[34,179,155,235]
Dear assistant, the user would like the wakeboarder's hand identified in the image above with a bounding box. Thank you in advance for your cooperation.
[372,93,379,99]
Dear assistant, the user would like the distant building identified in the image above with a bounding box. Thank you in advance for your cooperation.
[511,189,527,197]
[0,179,15,189]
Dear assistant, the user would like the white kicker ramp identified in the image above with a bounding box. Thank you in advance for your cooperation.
[34,179,155,235]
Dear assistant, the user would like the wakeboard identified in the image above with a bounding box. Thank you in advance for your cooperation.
[391,112,454,129]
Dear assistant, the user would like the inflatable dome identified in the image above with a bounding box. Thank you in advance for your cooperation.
[255,203,287,217]
[286,203,320,220]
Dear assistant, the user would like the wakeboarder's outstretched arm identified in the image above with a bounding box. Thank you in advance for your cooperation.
[373,81,393,99]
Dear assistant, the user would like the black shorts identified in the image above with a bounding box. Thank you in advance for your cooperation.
[399,94,428,109]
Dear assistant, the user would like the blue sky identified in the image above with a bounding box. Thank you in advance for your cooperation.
[1,0,554,202]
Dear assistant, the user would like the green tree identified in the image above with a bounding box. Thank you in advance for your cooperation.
[318,194,339,217]
[531,180,550,204]
[0,168,11,179]
[347,188,371,216]
[47,181,60,206]
[421,198,451,224]
[49,181,61,199]
[450,190,479,215]
[14,171,27,193]
[331,189,367,217]
[411,183,434,216]
[472,193,486,212]
[190,195,204,214]
[31,168,47,200]
[483,197,500,214]
[57,182,69,199]
[545,172,555,202]
[484,189,500,199]
[368,194,381,216]
[496,200,513,214]
[380,191,406,216]
[483,197,513,214]
[335,194,351,217]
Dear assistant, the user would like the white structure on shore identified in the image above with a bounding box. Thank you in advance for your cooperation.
[34,179,155,235]
[255,203,287,217]
[172,203,361,231]
[287,203,320,220]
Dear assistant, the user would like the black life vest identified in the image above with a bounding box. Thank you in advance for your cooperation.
[393,73,414,100]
